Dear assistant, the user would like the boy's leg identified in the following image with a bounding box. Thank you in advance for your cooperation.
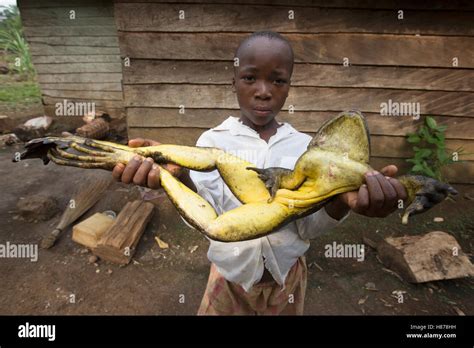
[264,256,307,315]
[197,258,307,315]
[197,263,256,315]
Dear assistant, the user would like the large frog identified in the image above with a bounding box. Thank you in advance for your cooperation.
[15,111,457,242]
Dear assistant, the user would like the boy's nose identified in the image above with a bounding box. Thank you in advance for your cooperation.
[254,81,271,99]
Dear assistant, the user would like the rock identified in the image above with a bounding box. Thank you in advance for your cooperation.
[0,133,20,146]
[16,195,59,222]
[88,255,98,264]
[433,217,444,222]
[24,116,53,130]
[364,282,378,291]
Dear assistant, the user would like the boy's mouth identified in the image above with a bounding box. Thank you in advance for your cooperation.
[253,106,272,116]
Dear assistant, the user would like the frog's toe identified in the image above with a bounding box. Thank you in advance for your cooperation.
[247,167,292,201]
[401,176,457,224]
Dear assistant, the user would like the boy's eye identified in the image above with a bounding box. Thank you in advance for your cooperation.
[242,76,255,82]
[274,79,287,85]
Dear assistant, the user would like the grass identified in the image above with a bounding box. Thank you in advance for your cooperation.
[0,74,41,105]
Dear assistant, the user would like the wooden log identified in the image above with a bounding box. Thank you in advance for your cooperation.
[377,231,474,283]
[122,84,474,117]
[72,212,115,249]
[117,32,474,68]
[94,200,154,265]
[114,3,474,35]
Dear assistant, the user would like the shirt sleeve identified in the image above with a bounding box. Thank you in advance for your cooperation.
[295,207,350,240]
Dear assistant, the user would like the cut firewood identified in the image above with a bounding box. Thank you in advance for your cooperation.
[94,200,154,265]
[72,212,115,249]
[377,231,474,283]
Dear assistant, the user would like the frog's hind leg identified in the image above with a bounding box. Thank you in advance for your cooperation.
[140,145,271,204]
[158,165,295,242]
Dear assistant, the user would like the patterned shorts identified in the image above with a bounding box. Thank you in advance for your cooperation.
[197,257,307,315]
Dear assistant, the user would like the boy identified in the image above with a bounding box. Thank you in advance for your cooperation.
[112,31,407,315]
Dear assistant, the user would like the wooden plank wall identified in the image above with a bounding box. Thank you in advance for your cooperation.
[116,0,474,184]
[18,0,125,119]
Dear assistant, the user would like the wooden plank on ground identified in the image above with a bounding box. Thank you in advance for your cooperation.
[118,32,474,68]
[377,231,474,283]
[123,85,474,117]
[123,60,474,92]
[115,3,474,35]
[94,200,154,265]
[126,108,474,139]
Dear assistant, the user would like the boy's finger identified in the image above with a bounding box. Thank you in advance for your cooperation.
[374,172,397,211]
[121,156,142,184]
[147,165,161,189]
[128,138,145,148]
[387,177,408,201]
[112,163,125,181]
[365,171,384,213]
[379,165,398,177]
[133,157,154,186]
[353,184,369,214]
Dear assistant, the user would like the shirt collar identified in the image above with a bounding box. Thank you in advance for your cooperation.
[213,116,298,141]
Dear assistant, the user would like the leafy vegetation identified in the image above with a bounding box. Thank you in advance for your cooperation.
[0,5,35,76]
[406,116,463,181]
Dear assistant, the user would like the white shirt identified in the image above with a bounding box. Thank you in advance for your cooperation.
[189,116,348,292]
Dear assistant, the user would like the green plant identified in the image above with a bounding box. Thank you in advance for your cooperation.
[0,5,35,76]
[406,116,463,181]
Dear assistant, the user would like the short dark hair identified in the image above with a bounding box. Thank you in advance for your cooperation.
[234,30,294,75]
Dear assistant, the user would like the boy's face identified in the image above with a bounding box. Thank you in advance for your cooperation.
[233,37,292,127]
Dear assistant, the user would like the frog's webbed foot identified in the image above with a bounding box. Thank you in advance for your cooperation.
[16,136,137,170]
[400,175,458,224]
[246,167,292,203]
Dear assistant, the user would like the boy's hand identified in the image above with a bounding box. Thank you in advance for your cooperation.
[112,138,182,189]
[326,165,408,219]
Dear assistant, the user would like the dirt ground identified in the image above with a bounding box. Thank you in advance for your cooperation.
[0,107,473,315]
